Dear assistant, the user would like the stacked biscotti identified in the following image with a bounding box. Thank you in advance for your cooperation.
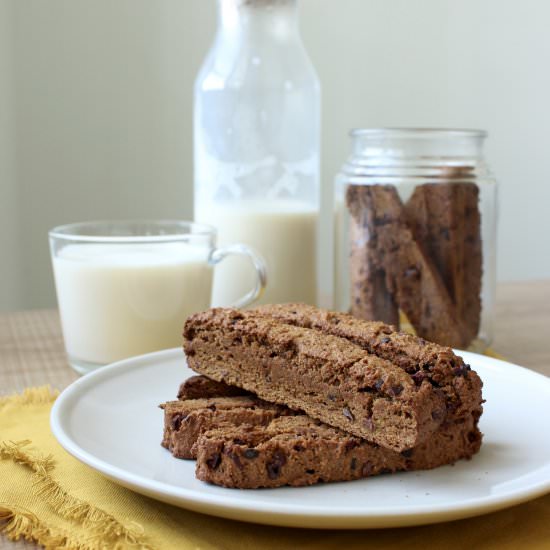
[160,303,483,489]
[346,180,482,348]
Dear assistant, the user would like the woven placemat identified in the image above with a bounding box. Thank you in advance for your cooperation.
[0,310,77,396]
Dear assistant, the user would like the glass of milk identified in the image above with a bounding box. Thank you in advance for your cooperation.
[49,220,266,374]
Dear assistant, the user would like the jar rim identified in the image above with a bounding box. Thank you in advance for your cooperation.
[349,128,488,139]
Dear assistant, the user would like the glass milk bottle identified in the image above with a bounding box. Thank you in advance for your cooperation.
[194,0,320,306]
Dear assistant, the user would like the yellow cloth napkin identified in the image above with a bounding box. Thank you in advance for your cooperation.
[1,387,549,550]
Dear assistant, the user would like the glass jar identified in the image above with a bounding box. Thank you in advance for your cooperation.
[194,0,321,306]
[334,128,497,351]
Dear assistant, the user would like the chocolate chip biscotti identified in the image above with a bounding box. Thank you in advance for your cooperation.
[347,183,399,326]
[253,303,483,424]
[346,184,468,348]
[184,308,447,453]
[195,414,482,489]
[163,373,481,488]
[405,182,482,345]
[161,396,293,459]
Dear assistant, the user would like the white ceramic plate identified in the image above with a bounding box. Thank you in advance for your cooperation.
[50,348,550,529]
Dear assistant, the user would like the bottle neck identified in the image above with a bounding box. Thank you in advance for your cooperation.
[218,0,299,40]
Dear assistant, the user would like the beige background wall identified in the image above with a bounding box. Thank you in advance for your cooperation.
[1,0,549,311]
[0,0,19,310]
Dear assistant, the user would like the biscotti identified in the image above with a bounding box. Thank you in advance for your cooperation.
[163,372,481,489]
[346,184,467,348]
[195,414,482,489]
[161,396,292,459]
[405,182,482,344]
[177,375,250,400]
[184,308,447,452]
[253,303,483,424]
[347,184,399,326]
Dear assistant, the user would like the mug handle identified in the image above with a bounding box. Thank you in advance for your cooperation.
[208,244,267,308]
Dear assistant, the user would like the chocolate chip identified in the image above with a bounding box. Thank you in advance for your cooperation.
[380,337,391,344]
[380,468,392,475]
[401,449,413,458]
[468,431,480,443]
[327,393,337,401]
[374,213,390,226]
[404,266,420,279]
[233,438,246,445]
[345,439,360,452]
[243,448,259,459]
[207,404,217,411]
[389,384,404,397]
[431,409,445,421]
[293,444,305,452]
[184,327,196,340]
[306,469,315,474]
[453,364,471,377]
[351,458,357,470]
[374,379,384,391]
[343,407,355,421]
[170,414,186,431]
[412,371,427,385]
[361,462,373,476]
[364,417,375,431]
[206,453,221,470]
[266,450,287,479]
[418,338,427,347]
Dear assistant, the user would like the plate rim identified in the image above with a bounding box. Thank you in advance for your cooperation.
[50,348,550,529]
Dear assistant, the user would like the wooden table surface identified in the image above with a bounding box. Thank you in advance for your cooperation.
[1,280,549,549]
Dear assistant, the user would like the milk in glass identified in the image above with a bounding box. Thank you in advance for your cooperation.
[52,243,212,365]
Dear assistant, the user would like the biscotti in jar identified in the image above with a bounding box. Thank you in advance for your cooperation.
[334,128,498,351]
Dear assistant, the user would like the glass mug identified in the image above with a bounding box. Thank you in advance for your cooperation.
[49,220,267,374]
